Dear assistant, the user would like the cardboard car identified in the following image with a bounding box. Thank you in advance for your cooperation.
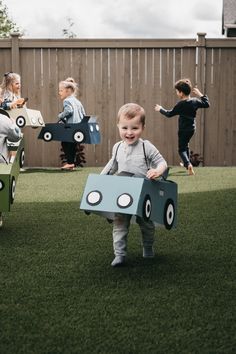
[38,116,101,144]
[80,173,178,229]
[0,138,24,212]
[0,107,45,128]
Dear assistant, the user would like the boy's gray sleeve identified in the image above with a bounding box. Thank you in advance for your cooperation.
[146,141,167,170]
[7,124,22,142]
[100,143,119,175]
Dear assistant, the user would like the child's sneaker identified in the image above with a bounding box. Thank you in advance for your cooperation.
[111,256,126,267]
[188,164,195,175]
[0,213,3,228]
[143,246,154,258]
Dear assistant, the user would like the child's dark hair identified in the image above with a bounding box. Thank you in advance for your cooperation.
[175,78,192,96]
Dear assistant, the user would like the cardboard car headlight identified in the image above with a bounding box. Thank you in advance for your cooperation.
[38,116,101,144]
[80,174,178,229]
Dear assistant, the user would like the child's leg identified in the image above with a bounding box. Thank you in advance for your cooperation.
[67,143,76,164]
[112,214,131,257]
[61,142,75,169]
[136,217,155,257]
[178,130,194,168]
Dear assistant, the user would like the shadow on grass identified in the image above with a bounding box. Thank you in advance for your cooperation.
[21,167,83,174]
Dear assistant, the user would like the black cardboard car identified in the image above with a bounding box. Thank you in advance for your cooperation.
[38,116,101,144]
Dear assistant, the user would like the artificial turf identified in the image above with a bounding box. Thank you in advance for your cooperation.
[0,167,235,354]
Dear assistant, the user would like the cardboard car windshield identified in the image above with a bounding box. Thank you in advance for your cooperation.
[80,173,178,230]
[38,116,101,144]
[0,138,25,212]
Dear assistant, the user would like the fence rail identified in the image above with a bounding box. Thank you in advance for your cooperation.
[0,33,236,167]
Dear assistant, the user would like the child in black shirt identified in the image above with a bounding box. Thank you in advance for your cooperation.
[154,78,210,175]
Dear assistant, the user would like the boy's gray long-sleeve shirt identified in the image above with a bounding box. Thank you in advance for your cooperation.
[101,139,167,177]
[0,114,22,163]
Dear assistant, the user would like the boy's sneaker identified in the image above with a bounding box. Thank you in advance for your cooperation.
[143,246,154,258]
[111,256,126,267]
[188,164,195,175]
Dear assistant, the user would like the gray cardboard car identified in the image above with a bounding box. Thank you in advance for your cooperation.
[80,173,178,229]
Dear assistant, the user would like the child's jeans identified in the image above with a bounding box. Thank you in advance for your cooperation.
[112,213,155,256]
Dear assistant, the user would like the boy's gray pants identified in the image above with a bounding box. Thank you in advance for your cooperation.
[112,213,155,256]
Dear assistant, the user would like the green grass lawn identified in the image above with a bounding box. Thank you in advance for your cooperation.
[0,167,235,354]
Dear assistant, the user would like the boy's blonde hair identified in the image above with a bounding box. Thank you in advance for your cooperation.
[117,103,146,126]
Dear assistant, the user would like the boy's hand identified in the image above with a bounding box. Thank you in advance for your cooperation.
[192,87,203,97]
[146,169,161,180]
[154,104,162,112]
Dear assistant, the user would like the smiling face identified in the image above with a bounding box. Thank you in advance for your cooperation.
[11,79,21,95]
[117,114,145,145]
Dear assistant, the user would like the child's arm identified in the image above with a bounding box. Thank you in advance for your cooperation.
[154,102,180,117]
[7,120,22,142]
[145,141,168,180]
[146,163,167,180]
[1,98,25,110]
[100,143,119,175]
[58,101,73,123]
[192,87,210,108]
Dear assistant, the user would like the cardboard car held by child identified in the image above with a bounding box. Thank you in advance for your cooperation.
[0,106,45,128]
[80,172,177,230]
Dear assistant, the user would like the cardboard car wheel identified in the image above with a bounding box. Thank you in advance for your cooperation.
[10,177,16,204]
[73,130,85,143]
[164,199,175,230]
[142,194,152,221]
[19,149,25,168]
[16,116,26,128]
[0,180,5,191]
[43,131,53,142]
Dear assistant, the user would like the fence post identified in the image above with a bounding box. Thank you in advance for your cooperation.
[196,32,207,165]
[11,32,20,73]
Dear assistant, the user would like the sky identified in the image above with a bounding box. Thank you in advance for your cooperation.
[5,0,224,39]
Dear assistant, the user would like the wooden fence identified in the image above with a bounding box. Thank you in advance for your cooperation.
[0,33,236,167]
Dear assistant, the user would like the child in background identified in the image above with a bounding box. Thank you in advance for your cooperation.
[0,113,22,227]
[0,72,25,110]
[58,80,86,170]
[101,103,167,267]
[0,72,25,163]
[154,78,210,175]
